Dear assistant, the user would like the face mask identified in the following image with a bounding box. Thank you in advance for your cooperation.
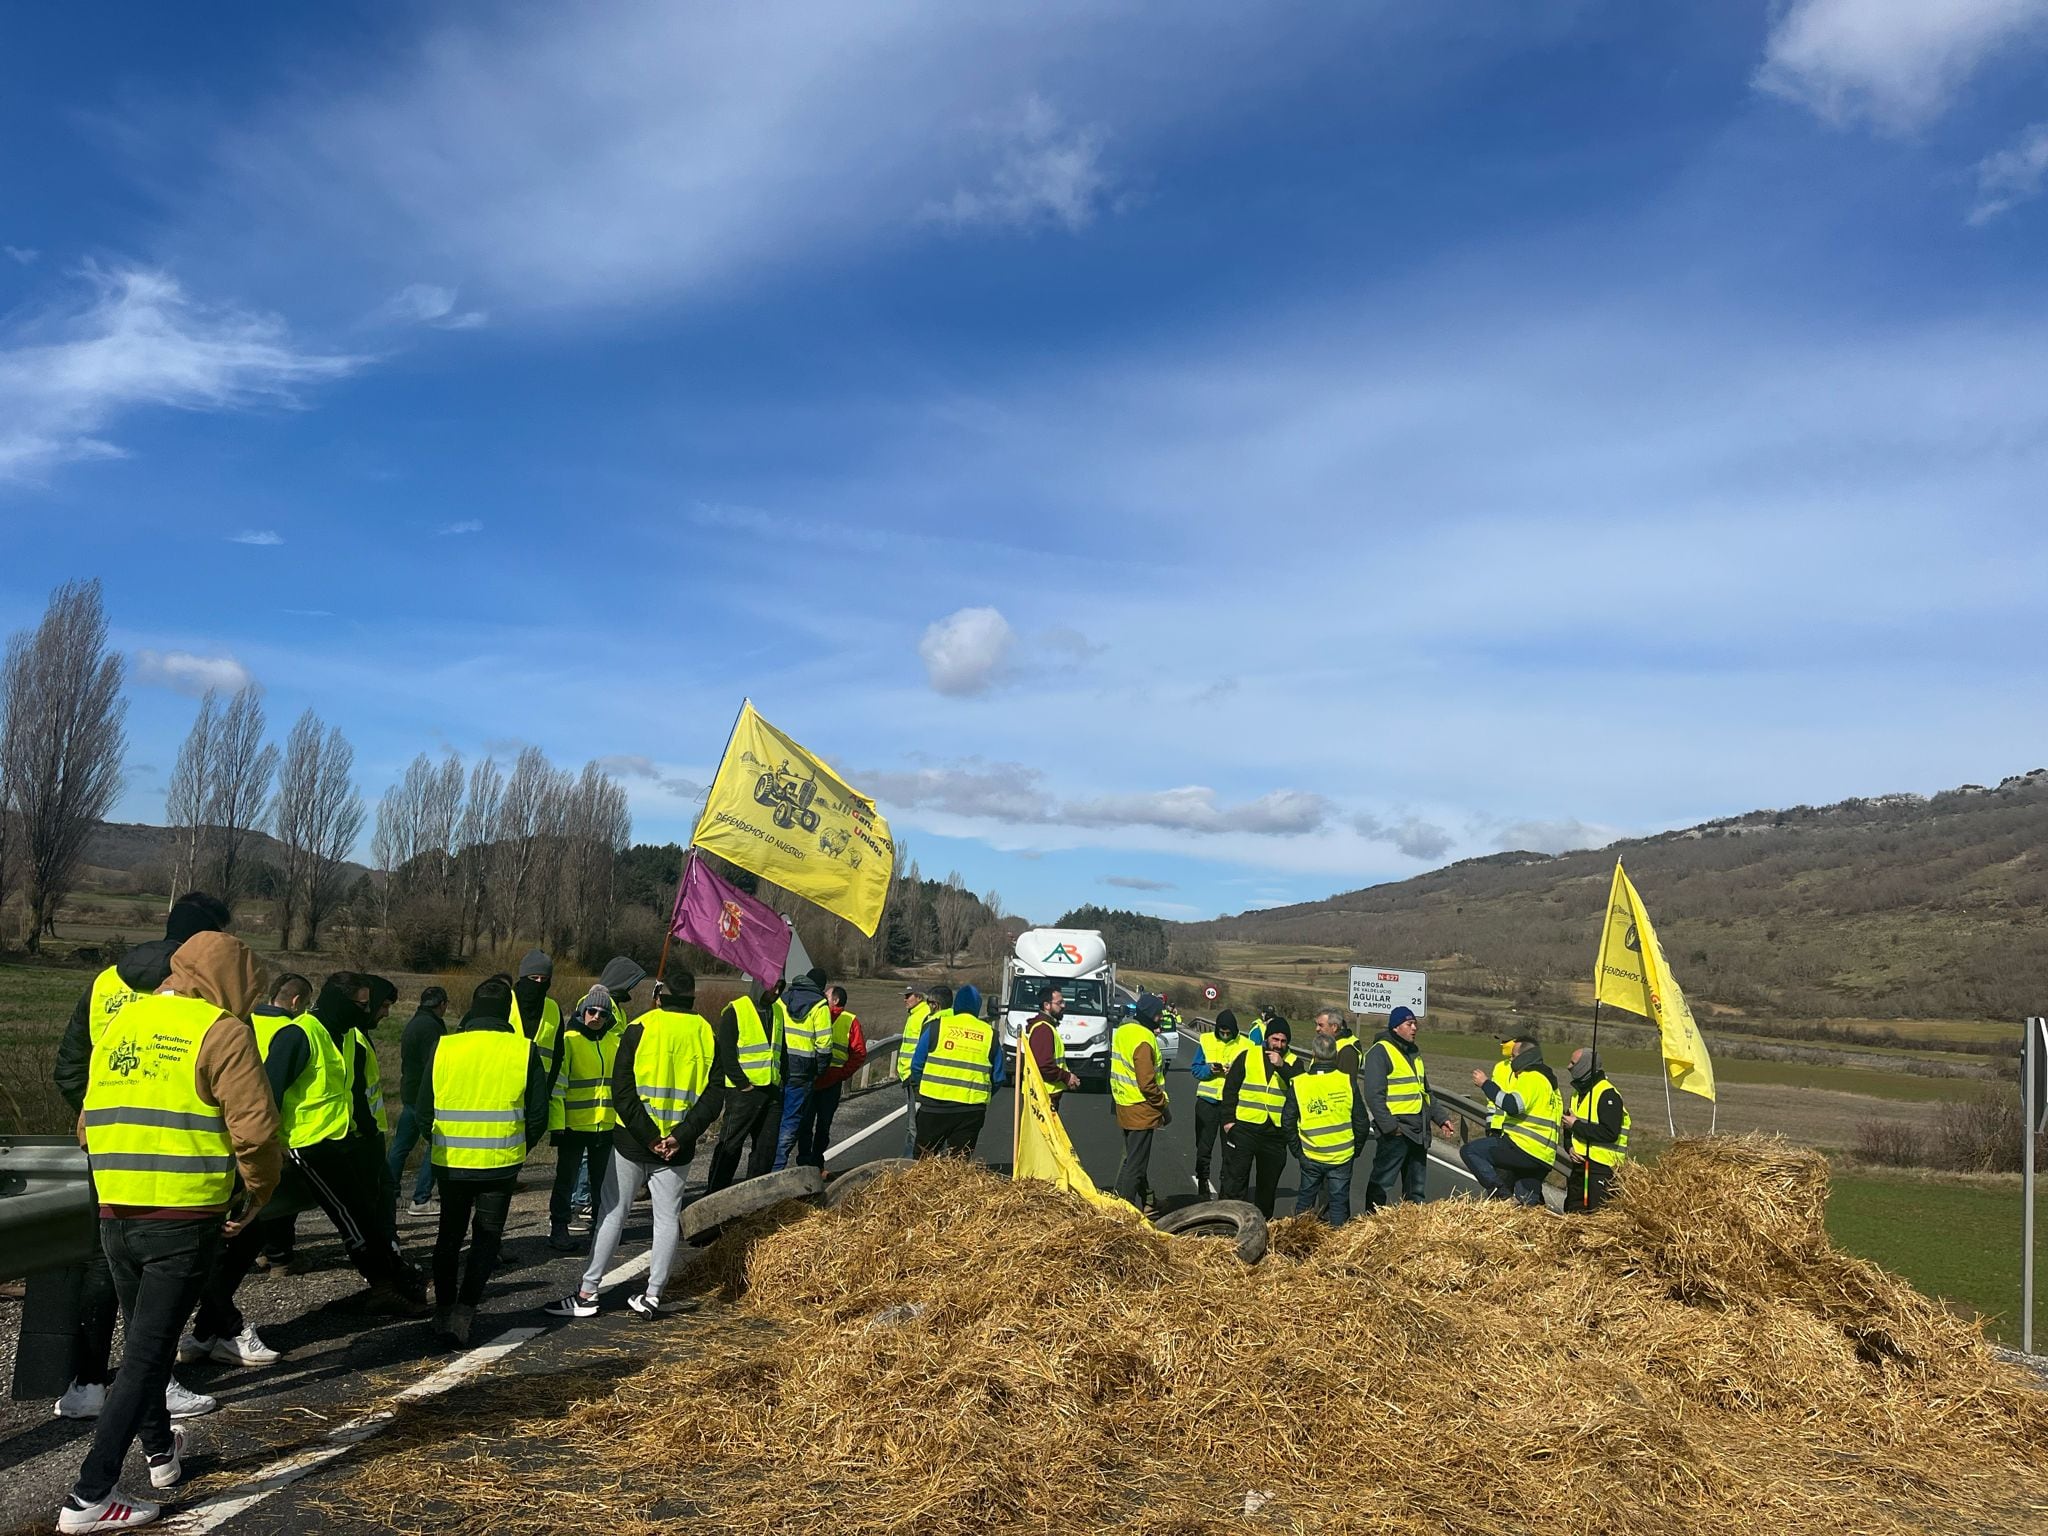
[1499,1042,1515,1059]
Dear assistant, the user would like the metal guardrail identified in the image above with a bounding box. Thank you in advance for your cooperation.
[1,1136,96,1284]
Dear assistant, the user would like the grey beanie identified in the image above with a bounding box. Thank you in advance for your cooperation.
[519,949,553,980]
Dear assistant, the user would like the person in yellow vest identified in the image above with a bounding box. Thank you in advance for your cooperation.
[1190,1009,1258,1201]
[355,974,401,1231]
[1461,1032,1563,1205]
[1483,1038,1515,1134]
[550,973,728,1321]
[1283,1033,1358,1226]
[1110,993,1172,1210]
[896,985,930,1157]
[1019,987,1079,1114]
[795,985,868,1168]
[511,949,562,1078]
[248,973,310,1276]
[50,893,231,1428]
[62,930,279,1536]
[1219,1021,1295,1216]
[704,980,785,1192]
[1561,1047,1629,1213]
[911,984,1005,1157]
[771,966,834,1171]
[1360,1007,1458,1212]
[416,976,549,1347]
[547,985,622,1250]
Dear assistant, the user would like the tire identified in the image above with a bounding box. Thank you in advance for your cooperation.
[681,1167,825,1246]
[822,1158,917,1209]
[1153,1199,1269,1265]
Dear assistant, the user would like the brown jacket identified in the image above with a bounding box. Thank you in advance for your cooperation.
[82,931,283,1218]
[1114,1038,1169,1131]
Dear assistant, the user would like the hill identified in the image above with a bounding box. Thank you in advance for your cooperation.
[80,821,373,891]
[1187,770,2048,1023]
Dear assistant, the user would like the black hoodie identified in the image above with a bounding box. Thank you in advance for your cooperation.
[312,977,378,1136]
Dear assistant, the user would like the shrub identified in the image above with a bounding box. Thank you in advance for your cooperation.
[1852,1119,1927,1168]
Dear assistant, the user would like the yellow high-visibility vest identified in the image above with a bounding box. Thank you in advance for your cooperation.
[1110,1021,1162,1108]
[83,994,236,1208]
[1485,1054,1514,1132]
[632,1008,716,1128]
[896,1001,931,1081]
[1233,1046,1286,1127]
[1021,1014,1068,1097]
[778,997,834,1062]
[430,1030,532,1173]
[1195,1031,1255,1102]
[254,1011,352,1148]
[1569,1079,1630,1169]
[827,1007,854,1069]
[510,994,562,1074]
[1291,1068,1357,1165]
[1503,1065,1564,1165]
[732,995,781,1088]
[345,1025,389,1134]
[551,1028,620,1132]
[917,1012,995,1107]
[88,964,140,1047]
[1373,1038,1428,1118]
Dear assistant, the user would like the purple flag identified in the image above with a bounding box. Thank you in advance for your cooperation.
[671,856,792,983]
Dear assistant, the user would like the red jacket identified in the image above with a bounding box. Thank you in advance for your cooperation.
[816,1009,869,1090]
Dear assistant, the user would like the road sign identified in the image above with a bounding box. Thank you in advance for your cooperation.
[1349,965,1425,1019]
[1202,984,1219,1002]
[2031,1017,2048,1136]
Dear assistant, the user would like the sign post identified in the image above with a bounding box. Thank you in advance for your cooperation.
[1348,966,1426,1020]
[2027,1017,2047,1355]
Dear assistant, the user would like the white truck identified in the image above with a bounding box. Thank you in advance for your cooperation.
[998,928,1120,1085]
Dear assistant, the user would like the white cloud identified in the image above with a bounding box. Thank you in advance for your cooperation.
[1490,818,1621,856]
[1065,786,1329,836]
[374,282,489,330]
[866,760,1331,837]
[1755,0,2048,132]
[0,264,357,483]
[1103,875,1175,891]
[438,518,485,536]
[4,246,36,266]
[228,529,284,546]
[1970,123,2048,222]
[919,606,1015,696]
[923,94,1115,233]
[1351,812,1456,861]
[133,649,254,696]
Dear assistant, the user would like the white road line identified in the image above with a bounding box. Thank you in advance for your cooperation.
[823,1101,908,1162]
[158,1250,653,1531]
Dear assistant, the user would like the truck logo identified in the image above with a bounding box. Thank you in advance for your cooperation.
[1042,942,1084,965]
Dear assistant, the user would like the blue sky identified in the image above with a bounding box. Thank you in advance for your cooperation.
[5,1,2047,924]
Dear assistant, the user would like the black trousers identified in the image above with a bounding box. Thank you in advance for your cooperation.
[1219,1121,1286,1217]
[914,1102,986,1158]
[1193,1099,1225,1188]
[1114,1127,1155,1206]
[193,1139,418,1339]
[74,1216,221,1504]
[1562,1160,1618,1213]
[1364,1132,1430,1210]
[434,1176,516,1307]
[549,1131,612,1228]
[706,1084,782,1192]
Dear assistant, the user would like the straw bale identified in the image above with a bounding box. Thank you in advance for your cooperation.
[354,1136,2048,1536]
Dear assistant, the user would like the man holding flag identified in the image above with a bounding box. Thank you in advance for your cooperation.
[1595,860,1715,1131]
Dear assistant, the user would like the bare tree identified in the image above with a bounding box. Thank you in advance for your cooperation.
[369,795,400,930]
[374,753,435,898]
[272,710,324,948]
[302,725,365,949]
[457,755,503,954]
[934,870,977,968]
[205,685,276,904]
[562,761,631,958]
[421,753,464,895]
[493,747,551,942]
[0,580,127,951]
[165,691,219,898]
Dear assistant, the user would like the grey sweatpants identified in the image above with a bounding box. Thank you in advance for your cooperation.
[579,1150,689,1302]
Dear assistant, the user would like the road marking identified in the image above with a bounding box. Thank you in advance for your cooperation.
[160,1249,652,1532]
[823,1102,908,1162]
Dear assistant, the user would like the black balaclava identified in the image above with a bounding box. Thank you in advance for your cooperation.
[311,972,367,1043]
[513,975,549,1024]
[1214,1008,1239,1042]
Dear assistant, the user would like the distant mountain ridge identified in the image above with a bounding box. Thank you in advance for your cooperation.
[82,822,373,888]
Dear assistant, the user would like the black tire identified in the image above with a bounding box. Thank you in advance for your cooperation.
[1153,1198,1269,1265]
[681,1167,825,1246]
[822,1158,917,1209]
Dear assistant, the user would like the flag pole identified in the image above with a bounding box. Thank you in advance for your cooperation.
[662,698,752,994]
[1012,1024,1025,1172]
[1584,999,1601,1210]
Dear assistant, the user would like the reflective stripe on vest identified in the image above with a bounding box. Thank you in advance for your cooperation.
[511,994,562,1075]
[88,965,140,1047]
[918,1013,994,1107]
[1235,1046,1285,1127]
[254,1011,353,1148]
[1374,1038,1427,1118]
[431,1030,531,1171]
[1291,1068,1356,1165]
[346,1026,389,1134]
[1110,1022,1162,1108]
[633,1009,716,1125]
[779,999,834,1061]
[896,1002,930,1081]
[83,994,236,1208]
[553,1028,620,1131]
[1485,1058,1514,1131]
[732,995,781,1089]
[1569,1078,1630,1169]
[1504,1065,1564,1164]
[1195,1032,1253,1102]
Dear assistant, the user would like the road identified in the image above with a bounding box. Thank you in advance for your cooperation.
[0,1060,1476,1534]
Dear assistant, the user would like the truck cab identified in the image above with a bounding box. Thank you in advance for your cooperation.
[1000,928,1116,1085]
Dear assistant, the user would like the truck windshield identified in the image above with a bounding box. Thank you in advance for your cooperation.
[1009,976,1107,1017]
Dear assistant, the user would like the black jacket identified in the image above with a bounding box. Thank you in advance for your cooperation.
[53,937,182,1112]
[712,996,768,1093]
[247,1005,313,1112]
[609,1019,726,1167]
[416,1017,550,1183]
[398,1008,446,1108]
[1568,1070,1627,1148]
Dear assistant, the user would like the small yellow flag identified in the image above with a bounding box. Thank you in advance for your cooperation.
[1014,1049,1140,1219]
[1594,860,1716,1102]
[689,701,894,937]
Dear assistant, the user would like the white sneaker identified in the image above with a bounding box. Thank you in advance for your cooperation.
[209,1326,280,1367]
[174,1334,213,1365]
[163,1378,216,1419]
[56,1489,160,1532]
[53,1380,107,1420]
[408,1198,437,1217]
[146,1425,186,1490]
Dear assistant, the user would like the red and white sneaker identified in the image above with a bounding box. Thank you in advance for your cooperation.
[56,1488,161,1532]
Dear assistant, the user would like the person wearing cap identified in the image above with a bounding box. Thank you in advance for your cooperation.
[386,985,451,1217]
[1190,1008,1258,1201]
[1482,1036,1515,1134]
[547,984,622,1251]
[895,985,931,1157]
[1561,1047,1629,1212]
[910,984,1003,1156]
[1111,993,1172,1211]
[1283,1032,1358,1226]
[417,976,548,1347]
[771,966,834,1171]
[704,979,785,1192]
[1219,1020,1295,1216]
[1019,986,1080,1113]
[1461,1033,1563,1205]
[1360,1006,1457,1212]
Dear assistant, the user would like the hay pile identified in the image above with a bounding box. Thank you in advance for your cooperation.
[377,1137,2048,1536]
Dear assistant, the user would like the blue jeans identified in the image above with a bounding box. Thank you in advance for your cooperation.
[1460,1134,1550,1204]
[1293,1157,1352,1227]
[385,1104,438,1205]
[773,1059,822,1172]
[900,1081,919,1158]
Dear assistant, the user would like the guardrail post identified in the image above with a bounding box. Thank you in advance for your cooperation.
[11,1264,86,1402]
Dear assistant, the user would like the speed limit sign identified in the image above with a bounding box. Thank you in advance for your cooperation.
[1202,984,1219,1001]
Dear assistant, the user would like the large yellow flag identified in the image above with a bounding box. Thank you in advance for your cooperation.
[1014,1050,1140,1219]
[1594,860,1716,1102]
[689,701,894,937]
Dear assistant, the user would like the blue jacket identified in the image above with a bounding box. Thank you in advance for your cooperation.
[908,986,1005,1090]
[1189,1024,1264,1082]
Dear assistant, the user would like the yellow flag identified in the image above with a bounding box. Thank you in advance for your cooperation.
[1014,1049,1140,1219]
[689,701,894,937]
[1594,860,1715,1101]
